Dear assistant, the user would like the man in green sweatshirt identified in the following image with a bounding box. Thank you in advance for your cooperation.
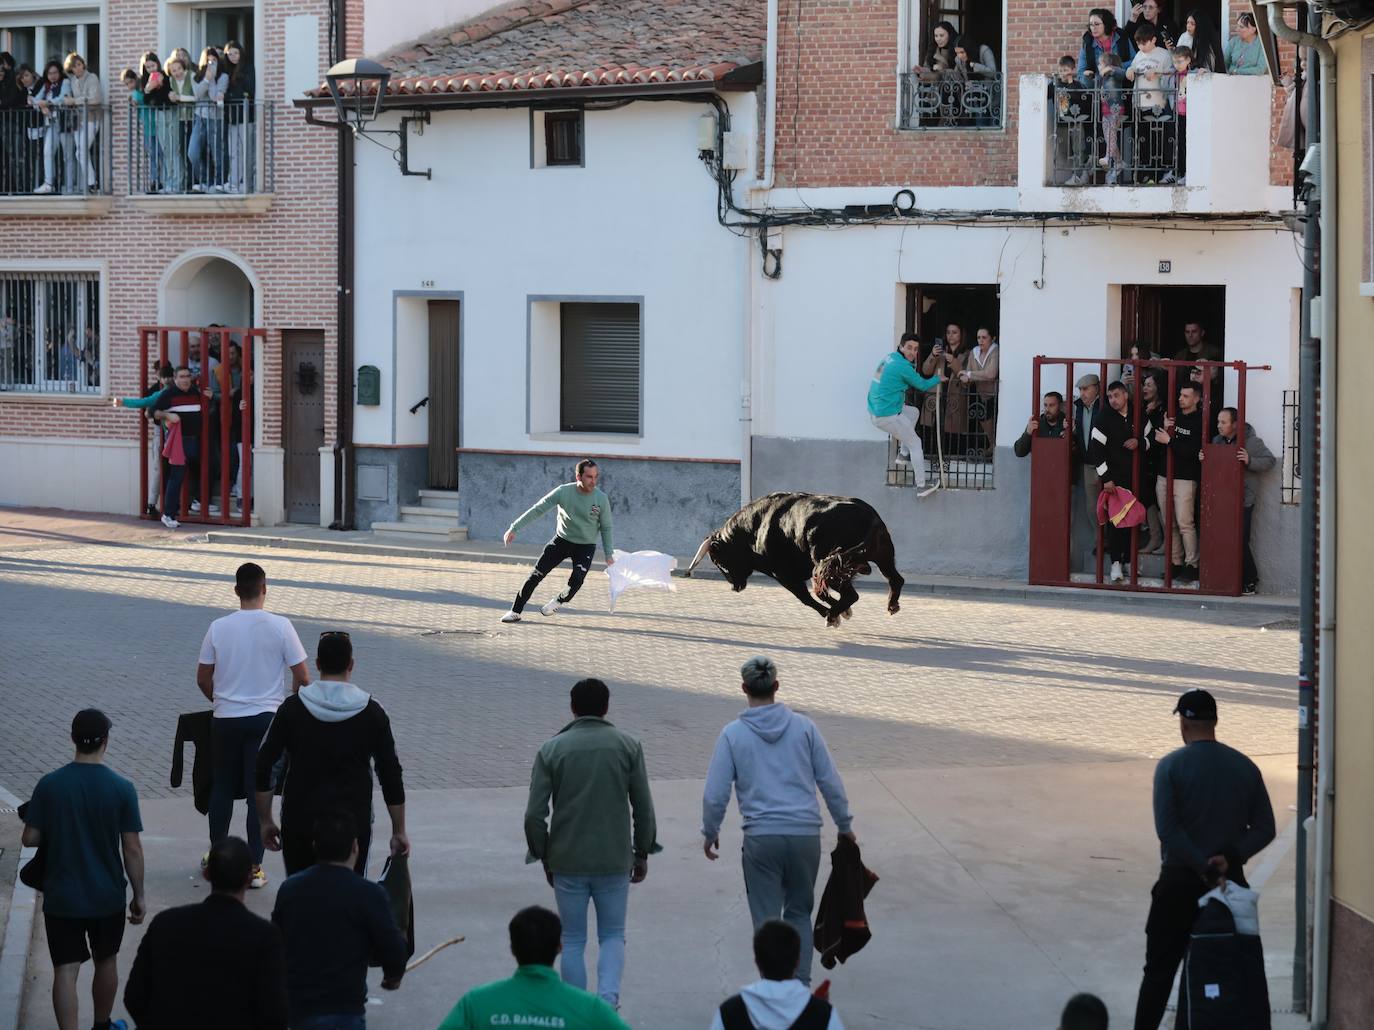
[501,459,615,623]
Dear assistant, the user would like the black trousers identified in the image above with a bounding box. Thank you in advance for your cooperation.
[511,537,596,613]
[1133,862,1249,1030]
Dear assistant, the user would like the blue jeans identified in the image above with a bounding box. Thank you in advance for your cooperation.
[209,711,274,863]
[292,1015,365,1030]
[552,873,629,1007]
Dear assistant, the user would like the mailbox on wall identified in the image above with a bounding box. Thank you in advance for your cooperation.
[357,365,381,406]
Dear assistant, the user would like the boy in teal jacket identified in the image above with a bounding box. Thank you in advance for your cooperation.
[868,333,942,473]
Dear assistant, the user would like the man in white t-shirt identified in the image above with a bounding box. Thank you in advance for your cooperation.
[196,562,309,889]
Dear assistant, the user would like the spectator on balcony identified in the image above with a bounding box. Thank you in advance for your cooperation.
[1225,13,1267,76]
[1127,25,1172,113]
[190,48,227,194]
[1177,9,1226,72]
[163,52,195,194]
[1124,0,1178,54]
[1208,408,1275,594]
[959,326,1000,457]
[138,52,171,194]
[1090,380,1139,583]
[952,39,999,125]
[30,60,68,195]
[869,332,943,475]
[222,41,254,193]
[1154,383,1204,582]
[1055,56,1094,186]
[1013,391,1066,457]
[1097,52,1129,184]
[918,21,958,78]
[1076,9,1131,85]
[1127,25,1173,182]
[60,53,101,194]
[922,322,971,456]
[1,53,23,192]
[1072,373,1104,542]
[1139,370,1168,554]
[952,39,997,79]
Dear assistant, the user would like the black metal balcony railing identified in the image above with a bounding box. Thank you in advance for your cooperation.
[1281,388,1300,505]
[1048,82,1183,186]
[899,72,1004,130]
[126,99,274,195]
[0,103,112,197]
[886,379,999,489]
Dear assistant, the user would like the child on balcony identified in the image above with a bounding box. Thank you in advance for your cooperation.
[1126,25,1172,183]
[1166,46,1202,185]
[1097,53,1128,185]
[1054,56,1093,186]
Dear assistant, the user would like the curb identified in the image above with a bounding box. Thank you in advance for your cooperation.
[201,531,1298,618]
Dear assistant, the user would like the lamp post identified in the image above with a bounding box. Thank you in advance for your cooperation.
[324,58,390,132]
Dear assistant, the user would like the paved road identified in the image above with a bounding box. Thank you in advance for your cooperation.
[0,537,1297,801]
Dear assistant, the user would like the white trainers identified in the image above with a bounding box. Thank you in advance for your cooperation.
[160,514,180,529]
[500,610,521,624]
[1110,561,1124,583]
[540,597,564,617]
[33,183,53,194]
[190,500,201,513]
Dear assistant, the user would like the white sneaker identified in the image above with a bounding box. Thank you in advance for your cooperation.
[1065,172,1087,186]
[540,597,564,617]
[161,514,180,529]
[33,183,53,194]
[191,183,205,193]
[500,610,521,624]
[190,500,201,513]
[1110,561,1124,582]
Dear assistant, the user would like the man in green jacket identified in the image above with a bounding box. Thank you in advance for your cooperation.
[523,679,659,1011]
[501,459,615,623]
[867,333,943,474]
[436,906,629,1030]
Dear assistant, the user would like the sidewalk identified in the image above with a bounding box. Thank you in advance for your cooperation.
[17,756,1305,1030]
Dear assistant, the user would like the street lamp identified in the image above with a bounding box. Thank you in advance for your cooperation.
[324,58,390,132]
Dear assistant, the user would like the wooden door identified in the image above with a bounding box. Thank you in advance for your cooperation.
[426,300,460,489]
[283,331,323,523]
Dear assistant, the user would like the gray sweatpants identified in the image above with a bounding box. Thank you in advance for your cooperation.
[742,834,822,984]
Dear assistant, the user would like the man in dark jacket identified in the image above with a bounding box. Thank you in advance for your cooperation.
[1153,383,1204,582]
[1088,380,1138,582]
[1012,390,1067,458]
[151,367,202,526]
[271,812,407,1027]
[1132,690,1275,1030]
[711,922,841,1030]
[1209,407,1277,594]
[124,837,287,1029]
[256,631,407,876]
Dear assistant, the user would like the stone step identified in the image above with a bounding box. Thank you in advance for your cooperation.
[416,489,461,510]
[398,505,460,527]
[371,521,469,542]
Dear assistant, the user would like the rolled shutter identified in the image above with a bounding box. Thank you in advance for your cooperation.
[560,303,640,434]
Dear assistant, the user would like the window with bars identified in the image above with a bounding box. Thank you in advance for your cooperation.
[559,302,640,434]
[0,271,101,394]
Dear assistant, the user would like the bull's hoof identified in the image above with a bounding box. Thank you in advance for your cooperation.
[887,602,901,614]
[731,585,745,593]
[841,609,853,620]
[825,615,841,628]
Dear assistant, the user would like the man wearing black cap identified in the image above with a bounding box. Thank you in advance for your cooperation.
[22,710,145,1030]
[1132,689,1276,1030]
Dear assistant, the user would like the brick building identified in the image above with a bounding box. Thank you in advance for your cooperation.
[0,0,361,525]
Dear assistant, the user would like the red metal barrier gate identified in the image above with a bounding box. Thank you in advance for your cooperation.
[137,326,259,528]
[1029,356,1269,596]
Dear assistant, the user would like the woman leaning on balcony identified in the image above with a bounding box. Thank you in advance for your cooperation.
[60,52,101,193]
[1076,8,1132,85]
[1225,13,1267,75]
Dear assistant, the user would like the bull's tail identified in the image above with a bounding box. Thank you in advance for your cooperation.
[685,536,713,577]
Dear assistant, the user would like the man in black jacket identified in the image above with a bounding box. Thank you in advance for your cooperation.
[1088,381,1139,582]
[1153,383,1203,582]
[256,631,408,876]
[124,837,287,1029]
[1012,390,1066,458]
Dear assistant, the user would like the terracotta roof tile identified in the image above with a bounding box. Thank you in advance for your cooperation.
[310,0,763,98]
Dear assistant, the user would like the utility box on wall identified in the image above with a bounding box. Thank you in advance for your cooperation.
[357,365,381,406]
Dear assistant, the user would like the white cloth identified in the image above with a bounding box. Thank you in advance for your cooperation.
[198,609,307,718]
[707,979,845,1030]
[603,548,677,612]
[1199,882,1261,936]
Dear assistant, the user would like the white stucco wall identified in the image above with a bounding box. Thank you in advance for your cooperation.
[753,221,1303,452]
[351,94,756,461]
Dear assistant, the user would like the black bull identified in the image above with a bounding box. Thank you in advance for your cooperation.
[684,492,903,625]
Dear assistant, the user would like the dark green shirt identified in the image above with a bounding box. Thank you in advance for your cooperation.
[524,717,660,876]
[437,964,630,1030]
[25,762,142,918]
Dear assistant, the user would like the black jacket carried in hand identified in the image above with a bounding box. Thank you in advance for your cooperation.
[171,710,217,815]
[813,835,879,970]
[124,893,289,1030]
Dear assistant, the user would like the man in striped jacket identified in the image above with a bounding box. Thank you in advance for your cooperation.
[152,366,204,528]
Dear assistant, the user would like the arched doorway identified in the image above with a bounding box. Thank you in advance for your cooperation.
[160,251,255,328]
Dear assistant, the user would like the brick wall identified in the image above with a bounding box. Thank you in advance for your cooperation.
[0,0,341,460]
[773,0,1296,189]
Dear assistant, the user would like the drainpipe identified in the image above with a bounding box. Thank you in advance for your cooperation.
[331,2,357,530]
[762,0,778,190]
[1266,5,1337,1024]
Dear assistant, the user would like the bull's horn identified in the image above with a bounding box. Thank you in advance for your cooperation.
[685,537,712,576]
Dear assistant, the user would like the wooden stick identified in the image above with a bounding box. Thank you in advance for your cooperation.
[405,935,466,972]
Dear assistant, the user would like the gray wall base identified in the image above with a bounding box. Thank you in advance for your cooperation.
[353,447,428,530]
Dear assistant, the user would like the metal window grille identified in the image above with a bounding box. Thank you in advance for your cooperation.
[1047,82,1183,186]
[886,380,998,489]
[1281,388,1301,504]
[560,303,640,434]
[899,72,1004,130]
[0,272,101,395]
[126,99,273,196]
[544,111,583,166]
[0,102,112,196]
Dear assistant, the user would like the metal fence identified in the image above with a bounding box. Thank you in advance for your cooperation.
[886,380,998,489]
[126,99,274,195]
[1281,388,1301,504]
[899,73,1004,130]
[0,102,112,196]
[0,271,101,394]
[1048,82,1183,186]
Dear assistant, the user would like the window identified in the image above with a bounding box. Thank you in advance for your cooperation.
[0,11,101,79]
[899,0,1004,130]
[887,283,999,489]
[0,271,101,395]
[560,303,639,433]
[531,109,584,167]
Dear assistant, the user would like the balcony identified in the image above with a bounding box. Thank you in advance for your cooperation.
[0,104,113,215]
[126,99,275,214]
[899,72,1004,131]
[1018,73,1287,214]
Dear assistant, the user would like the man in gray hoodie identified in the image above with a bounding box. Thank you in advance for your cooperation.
[702,656,854,986]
